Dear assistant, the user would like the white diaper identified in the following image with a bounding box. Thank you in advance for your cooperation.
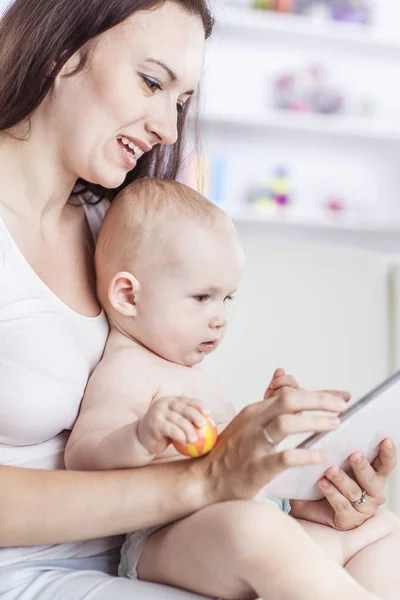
[118,525,162,579]
[119,495,290,580]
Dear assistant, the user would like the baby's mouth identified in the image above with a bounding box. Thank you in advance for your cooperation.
[198,340,218,353]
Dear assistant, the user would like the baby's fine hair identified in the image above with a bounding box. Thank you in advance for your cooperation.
[95,177,233,277]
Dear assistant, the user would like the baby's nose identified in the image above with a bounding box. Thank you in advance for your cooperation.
[209,315,227,329]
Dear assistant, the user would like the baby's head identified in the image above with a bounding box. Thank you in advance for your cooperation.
[96,178,245,367]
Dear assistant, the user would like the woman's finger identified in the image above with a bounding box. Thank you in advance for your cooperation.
[265,448,328,480]
[320,390,351,401]
[263,389,348,423]
[264,413,340,444]
[317,477,366,525]
[370,438,397,480]
[346,452,386,504]
[323,465,373,511]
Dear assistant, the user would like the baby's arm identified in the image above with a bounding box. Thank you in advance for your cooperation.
[65,351,208,471]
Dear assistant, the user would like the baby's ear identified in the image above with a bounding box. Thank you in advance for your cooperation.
[108,271,140,317]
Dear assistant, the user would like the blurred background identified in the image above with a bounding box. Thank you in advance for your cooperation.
[182,0,400,512]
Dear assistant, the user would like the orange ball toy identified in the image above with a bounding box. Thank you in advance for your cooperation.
[173,416,218,457]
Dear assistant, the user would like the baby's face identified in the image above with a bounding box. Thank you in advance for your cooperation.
[135,223,245,367]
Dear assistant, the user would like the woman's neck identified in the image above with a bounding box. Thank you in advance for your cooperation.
[0,116,77,223]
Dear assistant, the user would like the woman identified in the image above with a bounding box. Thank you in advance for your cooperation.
[0,0,397,598]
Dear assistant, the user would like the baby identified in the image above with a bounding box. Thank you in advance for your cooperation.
[65,178,400,600]
[65,178,290,577]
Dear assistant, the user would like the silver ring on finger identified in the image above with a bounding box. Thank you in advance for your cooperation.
[351,488,367,507]
[263,425,277,446]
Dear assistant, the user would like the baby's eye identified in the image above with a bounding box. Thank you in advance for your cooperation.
[141,74,162,93]
[194,295,209,303]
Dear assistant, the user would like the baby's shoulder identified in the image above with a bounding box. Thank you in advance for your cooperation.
[88,343,160,400]
[156,362,229,410]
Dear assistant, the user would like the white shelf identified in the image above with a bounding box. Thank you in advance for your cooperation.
[216,7,400,55]
[202,110,400,144]
[229,209,400,234]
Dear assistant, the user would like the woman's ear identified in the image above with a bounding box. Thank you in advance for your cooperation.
[55,49,82,79]
[108,272,140,318]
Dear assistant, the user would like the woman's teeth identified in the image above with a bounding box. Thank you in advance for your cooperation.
[117,136,145,159]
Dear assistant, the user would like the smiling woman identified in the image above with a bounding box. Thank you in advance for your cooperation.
[0,0,211,196]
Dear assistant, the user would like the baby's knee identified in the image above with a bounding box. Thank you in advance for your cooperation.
[344,507,400,561]
[217,500,298,560]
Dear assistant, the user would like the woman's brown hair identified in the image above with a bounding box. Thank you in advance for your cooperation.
[0,0,214,201]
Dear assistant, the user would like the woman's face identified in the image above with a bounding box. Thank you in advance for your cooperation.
[49,1,205,188]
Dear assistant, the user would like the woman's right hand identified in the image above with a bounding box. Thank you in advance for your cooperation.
[198,385,349,502]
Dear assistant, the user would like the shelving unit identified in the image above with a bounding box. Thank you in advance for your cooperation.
[202,110,400,145]
[215,6,400,55]
[229,210,400,253]
[197,2,400,250]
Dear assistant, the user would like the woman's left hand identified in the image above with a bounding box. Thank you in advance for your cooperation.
[266,368,398,531]
[290,438,397,530]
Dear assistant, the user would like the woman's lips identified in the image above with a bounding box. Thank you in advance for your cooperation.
[117,139,137,169]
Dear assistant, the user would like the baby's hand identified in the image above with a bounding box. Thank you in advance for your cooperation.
[137,396,211,455]
[264,367,300,400]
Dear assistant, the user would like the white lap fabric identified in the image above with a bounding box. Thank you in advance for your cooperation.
[0,552,211,599]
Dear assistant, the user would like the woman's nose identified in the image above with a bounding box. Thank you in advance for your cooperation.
[145,105,178,146]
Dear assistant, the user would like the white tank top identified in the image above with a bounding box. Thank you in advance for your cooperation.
[0,198,123,567]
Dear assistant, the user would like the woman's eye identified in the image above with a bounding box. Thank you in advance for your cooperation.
[177,101,185,113]
[141,75,162,93]
[194,295,209,303]
[224,295,234,302]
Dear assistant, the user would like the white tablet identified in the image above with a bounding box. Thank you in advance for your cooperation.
[264,370,400,501]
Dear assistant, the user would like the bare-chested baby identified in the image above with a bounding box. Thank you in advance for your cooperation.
[66,178,400,600]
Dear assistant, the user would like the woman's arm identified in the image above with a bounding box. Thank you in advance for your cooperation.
[0,386,346,547]
[0,459,210,547]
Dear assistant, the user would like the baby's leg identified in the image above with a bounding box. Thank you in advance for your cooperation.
[137,500,378,600]
[297,509,400,598]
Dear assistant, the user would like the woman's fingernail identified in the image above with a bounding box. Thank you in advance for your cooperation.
[386,439,394,449]
[319,479,329,488]
[312,451,327,463]
[353,452,362,464]
[328,466,340,478]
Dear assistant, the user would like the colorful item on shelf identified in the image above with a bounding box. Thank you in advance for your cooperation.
[294,0,315,15]
[179,153,227,207]
[254,0,275,10]
[326,196,346,213]
[275,0,295,12]
[273,65,344,115]
[251,0,373,22]
[249,166,292,212]
[329,0,371,25]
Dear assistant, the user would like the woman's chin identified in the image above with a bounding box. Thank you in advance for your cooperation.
[87,167,131,191]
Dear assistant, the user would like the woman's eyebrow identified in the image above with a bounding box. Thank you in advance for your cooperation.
[145,58,195,95]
